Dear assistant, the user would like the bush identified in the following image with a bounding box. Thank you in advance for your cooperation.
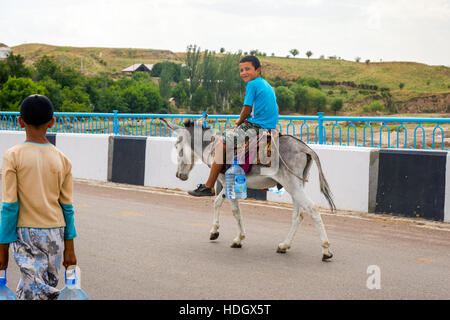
[290,84,327,113]
[296,77,320,89]
[330,97,343,114]
[363,100,384,113]
[275,86,295,112]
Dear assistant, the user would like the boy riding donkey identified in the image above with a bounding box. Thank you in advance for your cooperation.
[188,55,279,197]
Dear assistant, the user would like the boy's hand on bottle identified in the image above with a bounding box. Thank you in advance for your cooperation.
[63,239,77,269]
[0,244,9,270]
[63,248,77,269]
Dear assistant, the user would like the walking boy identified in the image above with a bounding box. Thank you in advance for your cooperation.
[0,94,77,300]
[188,55,279,196]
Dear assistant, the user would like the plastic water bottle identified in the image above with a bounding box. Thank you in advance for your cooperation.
[225,158,247,200]
[0,270,16,300]
[58,266,88,300]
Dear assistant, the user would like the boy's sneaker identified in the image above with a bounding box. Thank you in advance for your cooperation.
[188,184,215,197]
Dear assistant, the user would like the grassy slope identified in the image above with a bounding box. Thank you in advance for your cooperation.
[11,43,450,102]
[12,43,181,75]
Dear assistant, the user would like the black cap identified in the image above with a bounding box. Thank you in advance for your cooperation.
[20,94,54,126]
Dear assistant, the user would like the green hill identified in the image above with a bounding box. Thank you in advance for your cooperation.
[11,43,450,113]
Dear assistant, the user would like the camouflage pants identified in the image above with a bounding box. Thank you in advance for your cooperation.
[222,121,263,148]
[12,227,64,300]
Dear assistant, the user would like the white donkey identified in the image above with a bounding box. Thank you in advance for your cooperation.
[161,116,335,261]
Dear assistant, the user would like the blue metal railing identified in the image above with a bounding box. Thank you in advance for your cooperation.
[1,111,449,150]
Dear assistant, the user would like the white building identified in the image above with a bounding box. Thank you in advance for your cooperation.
[0,43,11,59]
[121,63,153,73]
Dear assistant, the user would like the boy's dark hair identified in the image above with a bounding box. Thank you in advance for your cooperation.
[20,94,54,126]
[239,55,261,70]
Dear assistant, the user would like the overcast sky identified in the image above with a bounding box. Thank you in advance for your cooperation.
[1,0,449,66]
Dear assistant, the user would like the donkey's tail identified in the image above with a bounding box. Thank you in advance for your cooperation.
[308,150,336,212]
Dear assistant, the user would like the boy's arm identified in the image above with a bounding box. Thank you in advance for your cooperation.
[59,160,77,240]
[235,106,252,126]
[0,155,19,245]
[0,154,18,270]
[59,161,77,269]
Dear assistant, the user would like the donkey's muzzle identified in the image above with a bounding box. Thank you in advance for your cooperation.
[176,172,188,181]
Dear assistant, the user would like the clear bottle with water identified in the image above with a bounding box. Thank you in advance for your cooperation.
[58,266,88,300]
[0,270,16,300]
[225,158,247,200]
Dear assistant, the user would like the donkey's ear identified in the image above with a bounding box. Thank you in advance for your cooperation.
[160,118,182,131]
[197,112,208,127]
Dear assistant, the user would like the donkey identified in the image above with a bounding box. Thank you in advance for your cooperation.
[160,116,336,261]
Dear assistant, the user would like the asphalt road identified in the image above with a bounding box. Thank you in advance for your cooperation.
[1,179,449,300]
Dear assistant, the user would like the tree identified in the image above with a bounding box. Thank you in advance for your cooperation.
[307,87,328,112]
[150,61,182,82]
[201,50,219,107]
[290,84,308,113]
[159,65,174,99]
[38,77,64,111]
[34,55,61,82]
[275,86,295,112]
[330,97,343,115]
[306,51,313,59]
[170,81,189,107]
[290,84,327,114]
[365,59,370,65]
[0,53,31,86]
[191,86,208,111]
[61,85,92,112]
[289,49,299,58]
[0,77,46,111]
[355,57,361,62]
[96,85,128,113]
[216,52,242,111]
[399,82,405,90]
[185,45,202,110]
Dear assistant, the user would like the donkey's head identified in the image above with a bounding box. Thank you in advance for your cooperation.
[160,115,211,181]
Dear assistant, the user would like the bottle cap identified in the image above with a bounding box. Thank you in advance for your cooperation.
[65,266,79,286]
[233,160,238,165]
[0,270,6,285]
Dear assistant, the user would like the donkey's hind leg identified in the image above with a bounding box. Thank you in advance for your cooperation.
[210,188,225,240]
[308,205,333,261]
[300,193,333,261]
[230,199,245,248]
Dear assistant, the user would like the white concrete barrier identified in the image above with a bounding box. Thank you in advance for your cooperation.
[267,144,378,212]
[1,130,448,221]
[55,133,110,181]
[0,130,26,168]
[144,137,210,191]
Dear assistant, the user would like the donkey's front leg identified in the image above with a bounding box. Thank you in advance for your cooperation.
[230,199,245,248]
[210,188,225,240]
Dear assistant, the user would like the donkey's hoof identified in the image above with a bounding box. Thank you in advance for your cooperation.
[322,253,333,261]
[230,243,242,248]
[276,247,287,254]
[210,232,219,240]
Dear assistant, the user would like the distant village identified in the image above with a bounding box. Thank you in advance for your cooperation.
[0,43,11,59]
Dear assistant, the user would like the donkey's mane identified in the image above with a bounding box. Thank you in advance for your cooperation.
[183,119,210,131]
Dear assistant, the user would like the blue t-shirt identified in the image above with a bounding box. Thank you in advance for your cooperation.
[244,77,279,129]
